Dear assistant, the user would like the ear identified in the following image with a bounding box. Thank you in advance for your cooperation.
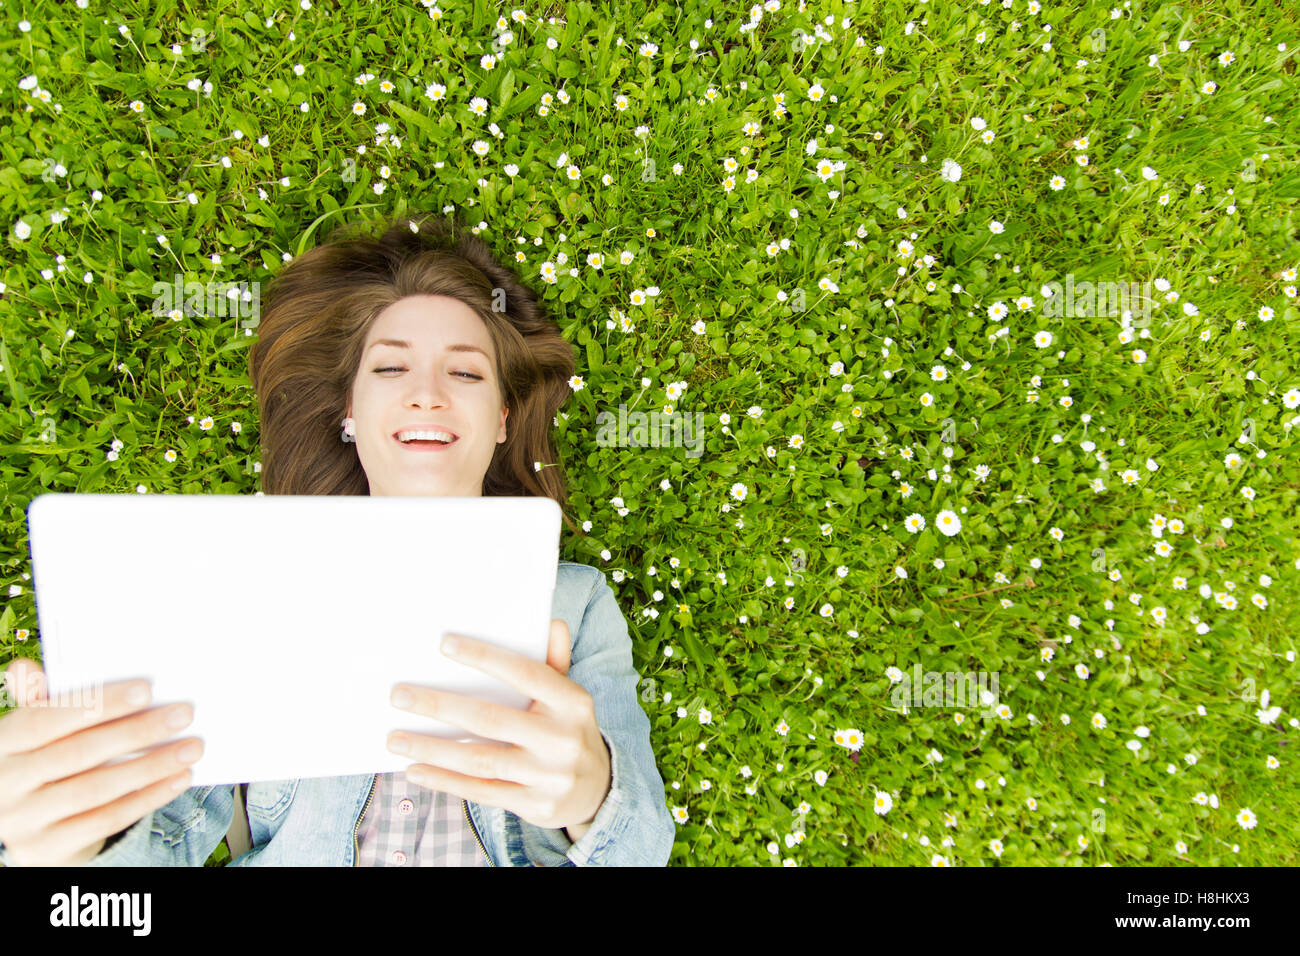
[497,405,508,444]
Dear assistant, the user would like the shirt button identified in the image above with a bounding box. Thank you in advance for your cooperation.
[398,798,414,815]
[391,849,407,866]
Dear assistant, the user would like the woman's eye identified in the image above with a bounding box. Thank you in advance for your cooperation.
[373,367,482,380]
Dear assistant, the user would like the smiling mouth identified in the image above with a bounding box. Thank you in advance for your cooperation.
[392,433,459,451]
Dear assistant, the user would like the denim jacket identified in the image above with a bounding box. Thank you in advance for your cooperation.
[0,561,675,867]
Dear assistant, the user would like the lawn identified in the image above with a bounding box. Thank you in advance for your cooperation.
[2,0,1298,865]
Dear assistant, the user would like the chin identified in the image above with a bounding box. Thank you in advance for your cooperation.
[370,478,447,497]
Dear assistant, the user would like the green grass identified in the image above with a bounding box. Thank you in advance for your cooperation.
[2,0,1298,866]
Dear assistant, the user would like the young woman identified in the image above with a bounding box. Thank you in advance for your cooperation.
[0,213,674,867]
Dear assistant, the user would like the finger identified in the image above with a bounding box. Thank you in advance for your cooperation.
[440,629,581,715]
[0,701,193,799]
[390,733,547,788]
[391,684,556,751]
[402,762,530,815]
[3,768,195,867]
[0,674,155,758]
[545,619,571,677]
[2,736,203,837]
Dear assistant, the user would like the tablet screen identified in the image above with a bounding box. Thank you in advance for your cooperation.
[25,493,561,786]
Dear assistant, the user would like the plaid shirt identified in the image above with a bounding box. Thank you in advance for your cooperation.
[355,770,490,866]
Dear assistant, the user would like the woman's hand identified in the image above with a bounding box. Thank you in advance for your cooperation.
[387,619,612,834]
[0,659,202,866]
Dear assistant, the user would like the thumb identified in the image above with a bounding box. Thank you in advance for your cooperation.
[3,658,47,707]
[544,619,571,677]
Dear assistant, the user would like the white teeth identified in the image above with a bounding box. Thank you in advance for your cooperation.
[397,430,455,443]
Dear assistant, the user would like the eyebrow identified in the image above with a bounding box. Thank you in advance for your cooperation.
[366,339,490,358]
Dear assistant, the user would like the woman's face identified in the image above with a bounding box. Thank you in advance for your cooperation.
[346,295,508,497]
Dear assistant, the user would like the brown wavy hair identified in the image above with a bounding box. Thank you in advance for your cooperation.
[247,210,581,535]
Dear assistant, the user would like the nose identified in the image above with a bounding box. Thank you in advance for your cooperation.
[402,370,451,410]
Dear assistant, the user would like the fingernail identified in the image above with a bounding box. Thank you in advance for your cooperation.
[167,704,193,729]
[391,688,413,709]
[441,635,460,655]
[389,734,409,754]
[127,683,150,707]
[178,741,203,763]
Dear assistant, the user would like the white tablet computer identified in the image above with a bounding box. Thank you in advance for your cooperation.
[24,493,562,787]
